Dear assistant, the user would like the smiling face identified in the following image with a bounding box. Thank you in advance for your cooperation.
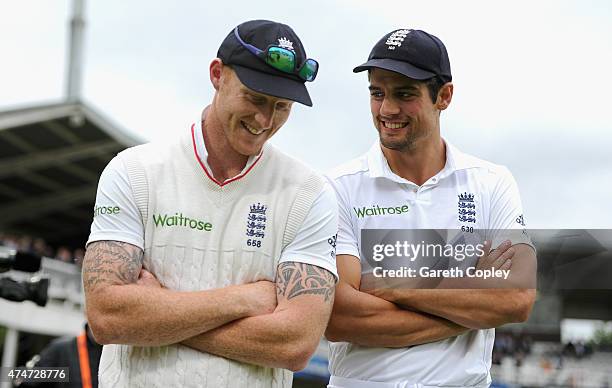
[211,62,293,157]
[369,68,451,153]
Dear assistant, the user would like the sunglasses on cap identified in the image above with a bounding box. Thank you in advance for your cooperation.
[233,27,319,82]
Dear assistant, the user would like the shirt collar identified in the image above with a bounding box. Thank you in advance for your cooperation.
[366,139,479,183]
[193,114,263,184]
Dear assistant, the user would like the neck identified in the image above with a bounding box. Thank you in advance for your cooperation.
[201,105,249,182]
[382,135,446,186]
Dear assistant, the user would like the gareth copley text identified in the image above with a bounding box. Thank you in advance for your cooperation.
[373,266,511,280]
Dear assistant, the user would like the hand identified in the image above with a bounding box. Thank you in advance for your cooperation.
[243,280,277,316]
[136,268,162,288]
[360,273,405,298]
[476,240,514,271]
[361,274,439,304]
[360,280,396,301]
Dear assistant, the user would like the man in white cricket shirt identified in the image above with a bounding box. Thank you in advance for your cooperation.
[82,20,338,388]
[325,29,537,387]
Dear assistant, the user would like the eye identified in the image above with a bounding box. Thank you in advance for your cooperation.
[396,91,416,99]
[370,90,384,99]
[275,102,291,111]
[246,94,266,105]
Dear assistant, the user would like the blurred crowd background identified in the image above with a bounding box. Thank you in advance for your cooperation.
[0,232,85,266]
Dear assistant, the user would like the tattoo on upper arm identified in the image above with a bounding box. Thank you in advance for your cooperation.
[276,262,336,302]
[82,241,143,293]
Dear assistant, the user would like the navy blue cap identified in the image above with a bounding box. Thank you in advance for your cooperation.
[354,29,452,83]
[218,20,313,106]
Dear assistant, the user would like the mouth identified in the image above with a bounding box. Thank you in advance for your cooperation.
[381,120,409,129]
[241,121,266,135]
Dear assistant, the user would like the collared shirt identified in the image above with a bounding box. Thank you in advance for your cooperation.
[325,140,530,386]
[329,140,531,260]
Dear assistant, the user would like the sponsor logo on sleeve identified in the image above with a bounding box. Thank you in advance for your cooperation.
[328,233,337,259]
[93,205,120,217]
[516,214,530,238]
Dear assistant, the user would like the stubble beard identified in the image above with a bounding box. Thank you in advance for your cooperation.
[378,127,423,153]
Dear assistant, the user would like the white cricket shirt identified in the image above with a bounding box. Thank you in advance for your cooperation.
[326,140,531,386]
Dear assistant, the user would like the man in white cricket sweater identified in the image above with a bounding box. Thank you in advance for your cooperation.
[325,29,536,387]
[82,20,338,388]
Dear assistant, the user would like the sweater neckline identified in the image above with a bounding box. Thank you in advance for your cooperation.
[190,123,264,187]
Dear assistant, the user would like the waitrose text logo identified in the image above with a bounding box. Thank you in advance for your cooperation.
[354,204,409,218]
[94,205,120,217]
[153,212,212,232]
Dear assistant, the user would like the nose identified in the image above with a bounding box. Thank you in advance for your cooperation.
[380,96,400,117]
[255,104,276,130]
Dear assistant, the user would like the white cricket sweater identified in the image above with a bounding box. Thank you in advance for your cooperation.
[97,129,325,388]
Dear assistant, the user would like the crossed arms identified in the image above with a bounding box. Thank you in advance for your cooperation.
[82,240,336,371]
[325,241,536,348]
[84,238,535,364]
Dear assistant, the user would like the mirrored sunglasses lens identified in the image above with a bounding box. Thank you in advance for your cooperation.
[267,47,295,73]
[299,59,318,81]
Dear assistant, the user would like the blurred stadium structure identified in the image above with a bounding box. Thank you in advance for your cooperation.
[0,2,138,387]
[1,1,611,387]
[0,0,141,249]
[0,102,140,248]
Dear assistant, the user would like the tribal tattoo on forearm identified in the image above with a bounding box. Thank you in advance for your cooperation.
[275,262,336,303]
[82,241,144,293]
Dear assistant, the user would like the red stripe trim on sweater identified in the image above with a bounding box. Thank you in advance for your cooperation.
[191,123,264,187]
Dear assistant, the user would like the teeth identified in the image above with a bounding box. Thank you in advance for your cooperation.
[383,121,408,129]
[243,121,265,135]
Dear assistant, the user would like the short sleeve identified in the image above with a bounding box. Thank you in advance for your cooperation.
[325,175,360,259]
[87,156,144,249]
[488,167,534,250]
[278,182,339,279]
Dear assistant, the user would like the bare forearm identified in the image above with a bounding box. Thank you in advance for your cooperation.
[182,306,322,371]
[371,245,537,328]
[326,283,468,347]
[381,288,535,329]
[183,262,336,372]
[86,283,253,346]
[83,241,263,346]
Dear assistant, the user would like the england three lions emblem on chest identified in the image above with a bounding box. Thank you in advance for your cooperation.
[246,202,267,248]
[458,192,477,224]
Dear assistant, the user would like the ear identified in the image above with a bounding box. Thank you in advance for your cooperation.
[436,82,453,111]
[210,58,224,91]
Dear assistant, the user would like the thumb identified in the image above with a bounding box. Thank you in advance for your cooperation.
[139,268,154,278]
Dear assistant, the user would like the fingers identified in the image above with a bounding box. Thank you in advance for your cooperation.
[136,268,161,288]
[477,240,515,270]
[481,240,492,257]
[488,240,512,262]
[499,258,512,271]
[492,246,515,269]
[359,273,376,291]
[138,269,155,280]
[256,279,276,291]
